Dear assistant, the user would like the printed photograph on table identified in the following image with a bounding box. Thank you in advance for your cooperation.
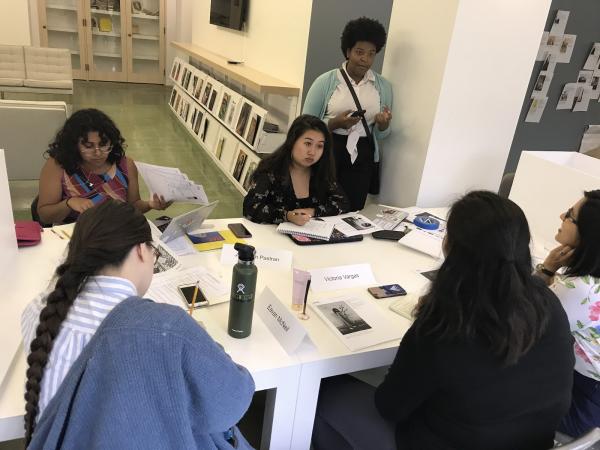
[245,113,261,147]
[201,82,213,107]
[232,148,248,181]
[236,102,252,136]
[316,301,371,335]
[193,77,204,100]
[242,161,258,191]
[342,216,374,231]
[218,91,231,121]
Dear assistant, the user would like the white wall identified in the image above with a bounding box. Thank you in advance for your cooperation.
[378,0,459,207]
[0,0,31,45]
[379,0,552,208]
[190,0,313,89]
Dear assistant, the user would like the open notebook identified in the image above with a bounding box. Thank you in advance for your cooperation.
[276,219,334,241]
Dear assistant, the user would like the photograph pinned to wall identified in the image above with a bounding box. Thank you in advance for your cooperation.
[572,86,592,112]
[242,161,258,191]
[170,61,179,79]
[232,147,248,181]
[226,95,240,127]
[181,68,189,89]
[556,34,576,64]
[556,83,576,110]
[235,102,252,137]
[550,10,569,36]
[590,74,600,100]
[583,43,600,71]
[194,110,204,135]
[182,102,190,122]
[190,75,198,94]
[525,97,548,123]
[218,91,231,121]
[201,82,213,107]
[175,62,182,81]
[215,133,227,159]
[208,82,223,113]
[190,108,197,128]
[532,71,553,99]
[208,89,218,111]
[174,93,181,112]
[169,89,177,106]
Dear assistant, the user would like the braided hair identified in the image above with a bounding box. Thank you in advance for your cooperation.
[24,200,151,445]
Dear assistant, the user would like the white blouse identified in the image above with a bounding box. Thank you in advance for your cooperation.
[552,274,600,380]
[324,62,380,137]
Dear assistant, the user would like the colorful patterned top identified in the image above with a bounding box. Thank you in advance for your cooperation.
[61,156,129,216]
[552,274,600,380]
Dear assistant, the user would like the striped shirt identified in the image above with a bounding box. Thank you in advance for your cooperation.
[21,276,137,422]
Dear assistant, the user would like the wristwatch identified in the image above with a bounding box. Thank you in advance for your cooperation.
[535,263,555,277]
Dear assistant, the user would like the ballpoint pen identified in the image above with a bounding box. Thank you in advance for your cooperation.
[299,279,311,320]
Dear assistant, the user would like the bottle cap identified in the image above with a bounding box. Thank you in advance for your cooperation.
[234,243,256,262]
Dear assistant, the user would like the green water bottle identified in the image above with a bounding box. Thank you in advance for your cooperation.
[227,243,257,338]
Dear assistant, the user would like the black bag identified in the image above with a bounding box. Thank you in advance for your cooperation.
[339,68,380,195]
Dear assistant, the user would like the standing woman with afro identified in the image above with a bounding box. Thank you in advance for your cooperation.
[303,17,393,211]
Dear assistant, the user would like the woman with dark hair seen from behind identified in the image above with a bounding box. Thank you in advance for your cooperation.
[312,191,574,450]
[37,108,170,225]
[303,17,392,211]
[243,114,349,225]
[535,190,600,438]
[22,200,254,449]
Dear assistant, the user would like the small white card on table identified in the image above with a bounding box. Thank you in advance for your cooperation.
[256,287,310,354]
[309,264,376,292]
[220,244,293,270]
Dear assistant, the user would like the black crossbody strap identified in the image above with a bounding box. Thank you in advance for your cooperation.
[339,68,372,139]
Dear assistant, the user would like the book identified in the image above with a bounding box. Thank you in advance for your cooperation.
[191,229,245,252]
[276,219,335,241]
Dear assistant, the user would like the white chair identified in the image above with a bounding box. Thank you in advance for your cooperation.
[554,428,600,450]
[0,45,26,94]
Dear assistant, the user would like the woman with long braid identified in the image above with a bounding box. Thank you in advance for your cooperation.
[21,200,255,449]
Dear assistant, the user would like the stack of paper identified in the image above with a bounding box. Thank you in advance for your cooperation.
[135,161,209,204]
[276,219,335,241]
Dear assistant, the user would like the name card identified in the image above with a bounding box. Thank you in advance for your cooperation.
[309,263,376,292]
[256,287,309,354]
[220,244,292,270]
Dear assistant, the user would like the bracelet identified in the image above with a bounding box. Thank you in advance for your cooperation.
[65,198,73,210]
[535,263,555,277]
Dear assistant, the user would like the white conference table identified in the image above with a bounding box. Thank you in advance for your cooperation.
[0,211,444,449]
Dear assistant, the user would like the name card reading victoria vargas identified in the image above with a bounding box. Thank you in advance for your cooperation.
[309,263,376,292]
[256,287,308,354]
[220,244,292,270]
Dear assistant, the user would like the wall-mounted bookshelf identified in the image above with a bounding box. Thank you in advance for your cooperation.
[168,57,286,195]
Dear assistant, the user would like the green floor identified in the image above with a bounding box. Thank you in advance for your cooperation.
[8,80,243,222]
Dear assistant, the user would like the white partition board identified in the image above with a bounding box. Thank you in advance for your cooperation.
[0,100,68,180]
[510,151,600,244]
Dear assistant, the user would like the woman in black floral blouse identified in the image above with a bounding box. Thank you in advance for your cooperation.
[243,115,349,225]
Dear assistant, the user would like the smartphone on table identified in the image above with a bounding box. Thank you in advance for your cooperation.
[368,284,407,299]
[178,284,208,308]
[228,223,252,238]
[372,230,405,241]
[350,109,366,118]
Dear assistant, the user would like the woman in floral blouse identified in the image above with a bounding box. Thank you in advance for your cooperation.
[243,115,349,225]
[536,190,600,438]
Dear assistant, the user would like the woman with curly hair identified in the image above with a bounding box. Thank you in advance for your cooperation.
[36,108,170,224]
[536,190,600,438]
[303,17,393,210]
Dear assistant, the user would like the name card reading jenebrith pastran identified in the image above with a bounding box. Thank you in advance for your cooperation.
[309,264,376,292]
[220,244,292,270]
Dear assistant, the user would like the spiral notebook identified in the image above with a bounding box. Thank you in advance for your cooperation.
[276,219,335,241]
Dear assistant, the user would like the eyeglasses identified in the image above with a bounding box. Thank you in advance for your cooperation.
[147,242,161,264]
[79,142,113,154]
[564,207,578,225]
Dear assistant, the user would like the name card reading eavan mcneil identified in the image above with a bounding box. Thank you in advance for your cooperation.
[309,264,376,292]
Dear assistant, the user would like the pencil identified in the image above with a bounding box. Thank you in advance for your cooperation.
[189,283,199,315]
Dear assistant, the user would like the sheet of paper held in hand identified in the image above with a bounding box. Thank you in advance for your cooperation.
[135,161,209,204]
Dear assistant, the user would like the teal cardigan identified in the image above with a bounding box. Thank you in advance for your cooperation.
[302,68,393,162]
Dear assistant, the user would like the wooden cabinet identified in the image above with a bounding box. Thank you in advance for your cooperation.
[38,0,165,84]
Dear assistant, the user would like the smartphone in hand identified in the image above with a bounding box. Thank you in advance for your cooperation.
[178,284,208,308]
[350,109,366,118]
[368,284,407,299]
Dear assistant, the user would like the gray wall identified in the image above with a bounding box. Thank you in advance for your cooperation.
[505,0,600,173]
[301,0,394,105]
